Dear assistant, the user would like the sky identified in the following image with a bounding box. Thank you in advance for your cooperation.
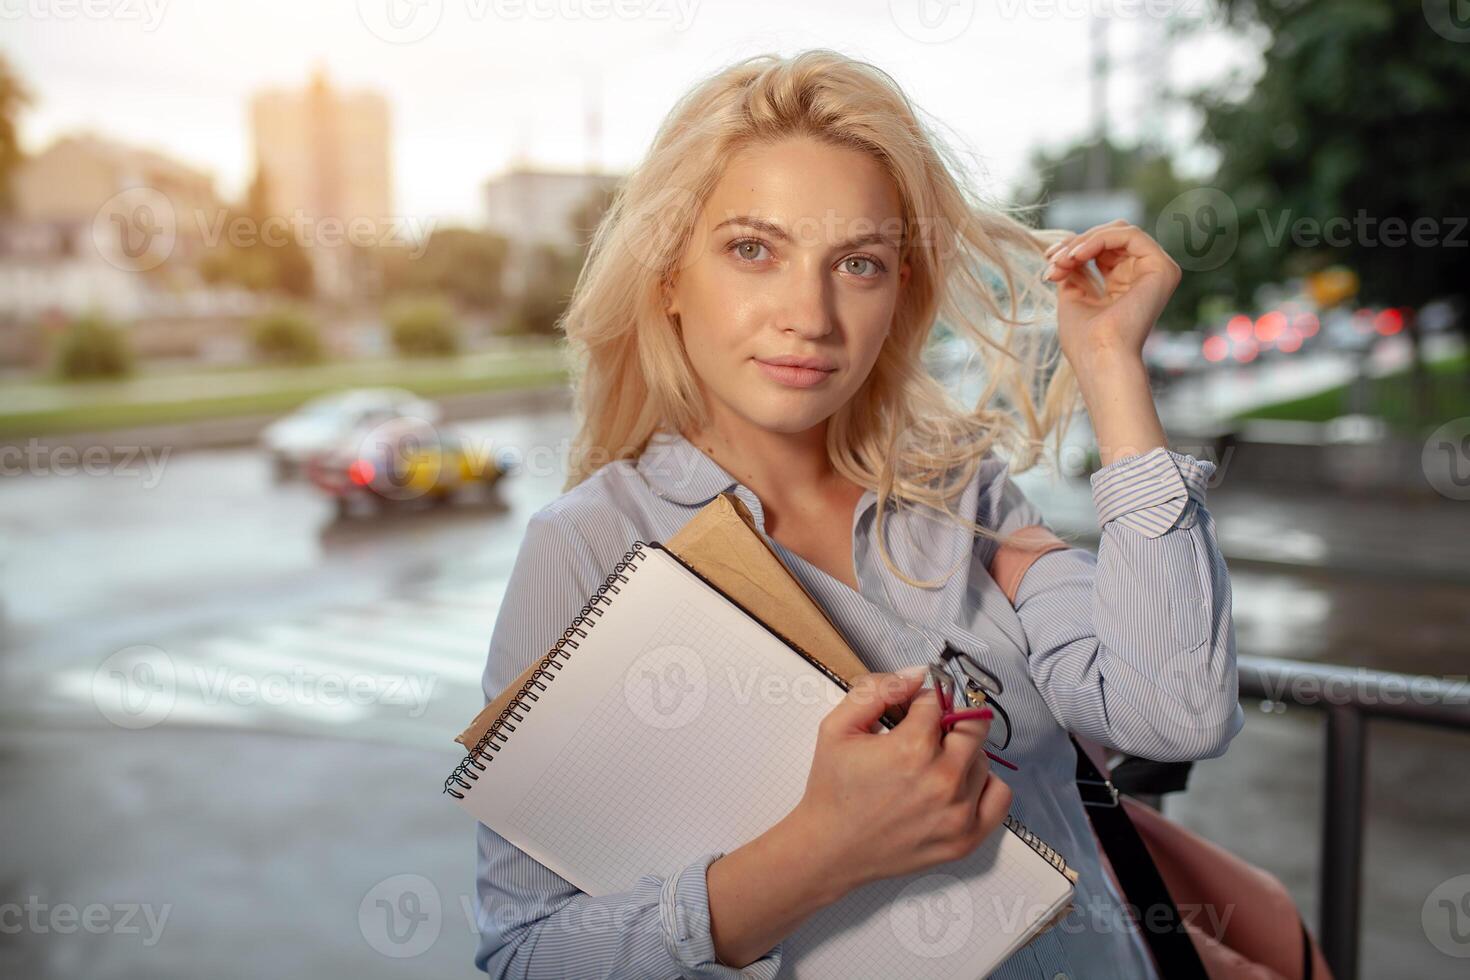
[3,0,1255,226]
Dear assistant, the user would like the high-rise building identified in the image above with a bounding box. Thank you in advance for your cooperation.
[482,167,621,295]
[249,67,393,297]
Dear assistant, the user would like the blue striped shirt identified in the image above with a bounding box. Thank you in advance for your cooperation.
[472,427,1243,978]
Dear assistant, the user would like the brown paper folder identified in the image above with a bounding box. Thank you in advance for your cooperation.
[455,491,874,750]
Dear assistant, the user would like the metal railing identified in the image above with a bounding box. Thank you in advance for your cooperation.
[1233,654,1470,979]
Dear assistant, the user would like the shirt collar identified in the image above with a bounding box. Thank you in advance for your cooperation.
[637,428,741,505]
[638,428,881,528]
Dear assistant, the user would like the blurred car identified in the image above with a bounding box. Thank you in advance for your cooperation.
[306,417,514,518]
[1142,331,1205,383]
[1199,308,1328,366]
[260,387,440,479]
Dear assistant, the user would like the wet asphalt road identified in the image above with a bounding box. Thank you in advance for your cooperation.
[1,406,1467,978]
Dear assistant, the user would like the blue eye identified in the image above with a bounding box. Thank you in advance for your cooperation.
[843,255,883,278]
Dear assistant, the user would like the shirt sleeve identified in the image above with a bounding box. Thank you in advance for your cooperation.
[473,509,784,978]
[997,447,1245,762]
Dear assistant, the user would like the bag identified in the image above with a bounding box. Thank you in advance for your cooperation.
[1073,735,1332,979]
[993,527,1333,980]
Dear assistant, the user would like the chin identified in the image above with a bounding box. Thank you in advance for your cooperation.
[731,397,837,434]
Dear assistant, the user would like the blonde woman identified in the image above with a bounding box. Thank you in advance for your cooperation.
[474,49,1241,978]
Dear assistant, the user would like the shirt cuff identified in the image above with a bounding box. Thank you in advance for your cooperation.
[660,851,784,979]
[1089,446,1215,538]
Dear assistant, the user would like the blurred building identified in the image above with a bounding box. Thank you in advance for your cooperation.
[7,132,221,276]
[482,166,620,294]
[0,219,266,367]
[250,67,393,299]
[10,132,220,227]
[0,220,151,321]
[0,134,226,341]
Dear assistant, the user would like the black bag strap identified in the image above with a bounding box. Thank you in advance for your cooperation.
[1071,736,1209,979]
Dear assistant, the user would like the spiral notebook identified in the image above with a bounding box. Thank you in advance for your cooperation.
[446,540,1076,978]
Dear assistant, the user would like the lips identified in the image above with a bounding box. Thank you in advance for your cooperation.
[753,357,836,389]
[757,354,838,371]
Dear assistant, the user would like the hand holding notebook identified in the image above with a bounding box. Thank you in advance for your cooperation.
[777,664,1018,899]
[445,505,1077,978]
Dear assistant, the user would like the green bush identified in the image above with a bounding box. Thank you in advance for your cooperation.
[505,281,570,337]
[387,296,460,357]
[251,308,323,365]
[53,313,134,380]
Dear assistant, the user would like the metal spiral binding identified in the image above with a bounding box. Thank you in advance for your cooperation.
[1003,813,1073,880]
[444,541,652,799]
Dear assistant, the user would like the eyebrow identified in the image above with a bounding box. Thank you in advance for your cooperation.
[711,214,901,251]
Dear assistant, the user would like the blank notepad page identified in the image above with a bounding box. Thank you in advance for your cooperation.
[453,544,1072,979]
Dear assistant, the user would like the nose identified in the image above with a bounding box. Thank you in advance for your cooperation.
[776,262,834,339]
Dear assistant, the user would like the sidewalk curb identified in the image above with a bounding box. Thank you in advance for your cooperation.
[0,384,574,455]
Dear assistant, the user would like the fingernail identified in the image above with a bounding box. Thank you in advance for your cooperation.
[897,665,927,679]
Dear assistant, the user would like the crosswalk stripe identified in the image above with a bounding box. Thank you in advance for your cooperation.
[252,624,484,683]
[195,632,481,689]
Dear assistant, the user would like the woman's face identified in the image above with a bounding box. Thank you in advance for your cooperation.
[664,136,909,436]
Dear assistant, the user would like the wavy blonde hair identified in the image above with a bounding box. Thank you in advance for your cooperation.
[560,48,1077,588]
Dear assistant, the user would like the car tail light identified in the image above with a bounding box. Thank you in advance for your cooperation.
[348,459,376,486]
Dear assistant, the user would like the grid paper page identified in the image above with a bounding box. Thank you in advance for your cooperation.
[452,545,1072,978]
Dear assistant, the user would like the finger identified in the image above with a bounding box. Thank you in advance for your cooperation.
[974,772,1014,836]
[1042,235,1075,259]
[825,668,926,736]
[1045,232,1106,276]
[1093,246,1129,279]
[958,735,994,802]
[935,708,993,783]
[1058,226,1157,269]
[1048,223,1132,268]
[1046,259,1105,299]
[891,672,947,751]
[1047,219,1125,259]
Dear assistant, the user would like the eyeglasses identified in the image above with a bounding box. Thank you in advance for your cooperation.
[924,659,1019,771]
[938,643,1013,752]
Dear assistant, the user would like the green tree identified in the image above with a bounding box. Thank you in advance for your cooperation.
[506,243,582,336]
[381,227,509,310]
[53,313,134,380]
[386,295,460,356]
[503,183,617,336]
[0,54,34,214]
[199,168,315,298]
[1198,0,1470,392]
[251,308,323,365]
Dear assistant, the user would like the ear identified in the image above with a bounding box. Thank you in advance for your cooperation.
[660,275,680,318]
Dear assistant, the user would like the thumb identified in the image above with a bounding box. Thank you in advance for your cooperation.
[825,667,928,735]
